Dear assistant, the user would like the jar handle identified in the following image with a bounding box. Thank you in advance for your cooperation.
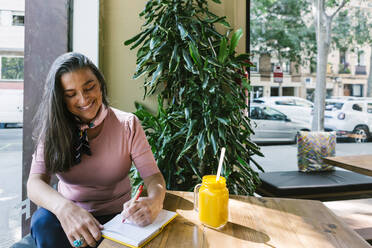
[193,183,201,212]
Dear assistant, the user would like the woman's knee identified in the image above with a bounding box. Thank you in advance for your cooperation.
[31,207,59,231]
[31,208,70,248]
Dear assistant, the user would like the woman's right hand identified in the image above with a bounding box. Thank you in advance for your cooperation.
[56,201,104,247]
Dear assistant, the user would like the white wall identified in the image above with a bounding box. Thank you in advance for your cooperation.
[0,0,24,11]
[72,0,99,66]
[0,0,24,51]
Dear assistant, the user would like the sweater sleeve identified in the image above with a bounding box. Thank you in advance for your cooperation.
[128,115,160,179]
[29,143,50,175]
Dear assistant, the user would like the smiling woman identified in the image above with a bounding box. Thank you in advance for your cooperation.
[61,68,103,124]
[26,52,166,248]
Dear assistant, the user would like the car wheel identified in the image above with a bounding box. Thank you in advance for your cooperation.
[353,126,369,143]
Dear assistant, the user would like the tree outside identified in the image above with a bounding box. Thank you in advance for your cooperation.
[1,57,24,80]
[251,0,372,131]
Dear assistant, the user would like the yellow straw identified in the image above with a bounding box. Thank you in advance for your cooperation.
[216,147,226,182]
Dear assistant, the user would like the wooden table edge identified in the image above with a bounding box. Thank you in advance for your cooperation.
[324,156,372,177]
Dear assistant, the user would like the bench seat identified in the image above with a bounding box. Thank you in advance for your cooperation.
[256,170,372,201]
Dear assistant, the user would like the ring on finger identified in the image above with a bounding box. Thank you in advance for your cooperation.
[73,236,85,247]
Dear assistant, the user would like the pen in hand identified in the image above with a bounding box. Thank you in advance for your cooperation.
[122,184,144,223]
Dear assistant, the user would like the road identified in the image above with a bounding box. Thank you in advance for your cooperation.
[0,128,371,246]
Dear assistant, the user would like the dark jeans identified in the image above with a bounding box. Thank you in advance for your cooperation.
[30,207,116,248]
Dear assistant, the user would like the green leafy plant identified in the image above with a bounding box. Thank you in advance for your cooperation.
[125,0,263,195]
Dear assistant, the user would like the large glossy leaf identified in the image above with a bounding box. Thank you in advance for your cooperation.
[182,49,194,70]
[216,117,230,125]
[202,74,209,89]
[149,63,163,87]
[128,28,153,50]
[176,136,197,163]
[210,132,218,155]
[135,52,151,72]
[206,58,222,67]
[196,131,206,159]
[177,24,188,40]
[229,28,243,55]
[169,44,180,72]
[218,37,228,63]
[124,30,146,46]
[189,42,202,67]
[204,16,225,23]
[186,119,196,142]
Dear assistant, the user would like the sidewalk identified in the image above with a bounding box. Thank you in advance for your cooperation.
[0,128,22,248]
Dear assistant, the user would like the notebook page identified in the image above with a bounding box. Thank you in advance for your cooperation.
[102,209,177,247]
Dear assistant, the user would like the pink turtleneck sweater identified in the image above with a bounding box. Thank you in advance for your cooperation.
[29,107,160,216]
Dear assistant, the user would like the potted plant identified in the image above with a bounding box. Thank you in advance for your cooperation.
[125,0,263,195]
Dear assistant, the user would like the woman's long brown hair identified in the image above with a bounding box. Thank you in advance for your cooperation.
[33,52,109,173]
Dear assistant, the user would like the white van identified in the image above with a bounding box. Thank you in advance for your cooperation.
[0,89,23,127]
[324,98,372,142]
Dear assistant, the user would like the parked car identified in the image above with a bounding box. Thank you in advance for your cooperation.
[253,96,313,124]
[324,98,372,143]
[250,104,311,144]
[0,89,23,127]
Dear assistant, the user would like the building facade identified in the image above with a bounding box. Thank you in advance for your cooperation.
[0,0,24,90]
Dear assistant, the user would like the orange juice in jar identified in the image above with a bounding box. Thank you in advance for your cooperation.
[194,175,229,229]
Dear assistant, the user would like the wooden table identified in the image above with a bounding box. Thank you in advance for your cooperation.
[324,154,372,177]
[325,198,372,241]
[98,191,369,248]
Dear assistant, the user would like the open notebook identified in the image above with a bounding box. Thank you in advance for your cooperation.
[102,209,178,248]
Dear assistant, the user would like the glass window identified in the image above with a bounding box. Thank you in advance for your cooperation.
[310,61,316,73]
[262,106,286,120]
[252,86,263,98]
[1,57,24,80]
[271,63,275,72]
[295,99,313,108]
[250,107,264,119]
[352,85,362,97]
[250,61,259,73]
[352,103,363,112]
[282,87,294,96]
[275,99,295,106]
[12,12,24,26]
[282,61,290,73]
[253,99,265,104]
[325,102,344,110]
[12,15,24,26]
[306,89,314,102]
[358,51,365,66]
[340,50,346,64]
[270,87,279,96]
[367,103,372,114]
